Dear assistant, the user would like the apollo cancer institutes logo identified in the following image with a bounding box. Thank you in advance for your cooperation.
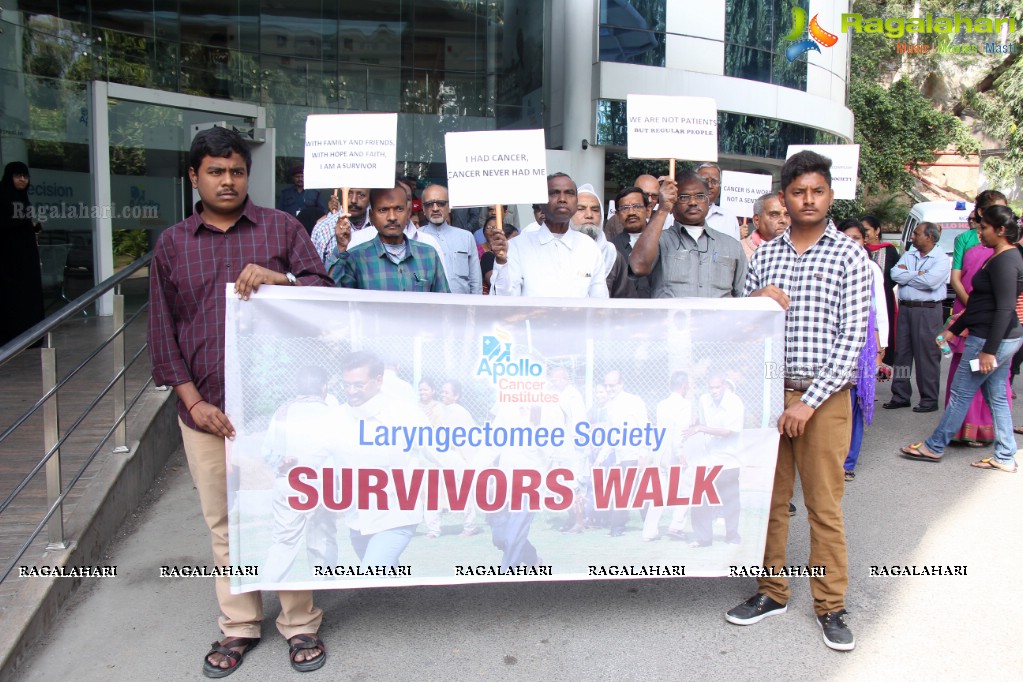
[476,331,560,404]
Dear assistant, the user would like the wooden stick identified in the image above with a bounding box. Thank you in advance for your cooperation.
[669,159,675,181]
[495,204,504,233]
[341,187,349,216]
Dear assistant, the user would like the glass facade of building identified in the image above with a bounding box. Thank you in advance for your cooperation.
[598,0,666,67]
[724,0,809,91]
[595,99,841,158]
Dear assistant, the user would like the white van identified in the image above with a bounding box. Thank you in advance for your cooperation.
[900,200,974,303]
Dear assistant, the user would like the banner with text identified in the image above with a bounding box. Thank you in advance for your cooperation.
[786,144,861,201]
[303,113,397,190]
[444,129,548,208]
[720,172,775,218]
[224,288,784,591]
[626,95,718,161]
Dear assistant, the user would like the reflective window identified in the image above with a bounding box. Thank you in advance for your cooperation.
[725,0,808,91]
[599,0,667,66]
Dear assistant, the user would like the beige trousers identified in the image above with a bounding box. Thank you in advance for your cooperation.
[179,418,322,638]
[757,391,851,615]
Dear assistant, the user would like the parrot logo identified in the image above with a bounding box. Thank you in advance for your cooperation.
[785,7,839,62]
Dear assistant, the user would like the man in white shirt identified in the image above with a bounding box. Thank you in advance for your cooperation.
[520,204,546,234]
[418,184,482,294]
[696,163,742,241]
[643,371,696,541]
[603,369,649,537]
[491,173,608,298]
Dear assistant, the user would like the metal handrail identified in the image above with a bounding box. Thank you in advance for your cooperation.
[0,251,157,584]
[0,253,152,368]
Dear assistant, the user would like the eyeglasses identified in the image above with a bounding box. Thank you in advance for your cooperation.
[702,179,720,187]
[676,193,709,203]
[423,200,448,208]
[342,380,373,391]
[617,204,646,213]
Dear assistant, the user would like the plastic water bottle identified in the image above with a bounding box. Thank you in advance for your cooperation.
[936,335,952,358]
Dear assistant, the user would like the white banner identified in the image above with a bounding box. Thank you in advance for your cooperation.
[444,129,549,208]
[786,144,861,201]
[626,95,718,161]
[303,113,397,190]
[720,171,774,218]
[224,288,784,591]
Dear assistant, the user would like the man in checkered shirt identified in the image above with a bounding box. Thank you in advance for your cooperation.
[723,150,871,652]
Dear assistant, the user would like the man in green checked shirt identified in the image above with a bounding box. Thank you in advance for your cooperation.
[330,183,450,293]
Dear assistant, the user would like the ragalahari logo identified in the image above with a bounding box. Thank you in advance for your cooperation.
[785,7,839,61]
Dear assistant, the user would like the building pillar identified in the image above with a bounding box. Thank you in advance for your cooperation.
[558,0,605,193]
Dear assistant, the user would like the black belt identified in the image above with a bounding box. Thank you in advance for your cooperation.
[900,300,940,308]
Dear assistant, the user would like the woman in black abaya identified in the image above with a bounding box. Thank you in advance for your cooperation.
[0,162,45,346]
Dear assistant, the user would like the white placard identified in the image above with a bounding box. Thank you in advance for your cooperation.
[786,144,861,201]
[626,95,718,162]
[303,113,397,190]
[720,171,774,218]
[444,129,549,208]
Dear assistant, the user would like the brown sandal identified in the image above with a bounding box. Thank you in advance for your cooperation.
[288,633,327,672]
[202,637,259,678]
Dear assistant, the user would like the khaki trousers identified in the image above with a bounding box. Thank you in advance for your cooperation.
[179,418,322,638]
[757,391,851,615]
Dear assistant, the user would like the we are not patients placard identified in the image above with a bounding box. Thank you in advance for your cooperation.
[626,94,718,162]
[223,287,785,592]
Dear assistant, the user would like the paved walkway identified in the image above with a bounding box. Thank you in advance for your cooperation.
[0,280,150,606]
[9,375,1023,680]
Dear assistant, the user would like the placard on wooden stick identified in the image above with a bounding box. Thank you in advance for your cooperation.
[444,129,549,208]
[720,171,774,218]
[626,95,719,163]
[786,144,861,201]
[303,113,397,191]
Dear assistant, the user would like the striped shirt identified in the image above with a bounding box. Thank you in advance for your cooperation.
[743,224,872,409]
[333,236,450,293]
[148,199,333,430]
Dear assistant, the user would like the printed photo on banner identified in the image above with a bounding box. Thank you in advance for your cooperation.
[443,129,549,208]
[303,113,398,190]
[223,287,784,592]
[626,94,718,162]
[720,171,775,218]
[786,144,861,200]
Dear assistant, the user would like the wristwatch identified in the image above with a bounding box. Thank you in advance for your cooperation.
[285,272,298,285]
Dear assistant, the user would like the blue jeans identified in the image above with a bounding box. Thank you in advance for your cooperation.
[844,387,864,472]
[349,525,416,567]
[925,335,1023,464]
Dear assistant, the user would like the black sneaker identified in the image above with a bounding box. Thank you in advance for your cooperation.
[788,502,797,516]
[725,593,787,625]
[817,610,855,651]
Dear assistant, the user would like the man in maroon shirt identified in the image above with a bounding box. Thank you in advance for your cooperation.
[148,127,333,677]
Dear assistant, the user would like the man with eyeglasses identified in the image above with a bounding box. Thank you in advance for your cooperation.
[611,186,653,297]
[629,172,748,299]
[419,184,482,294]
[696,162,743,240]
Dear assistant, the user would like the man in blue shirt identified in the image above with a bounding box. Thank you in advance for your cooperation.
[276,165,326,216]
[885,222,951,412]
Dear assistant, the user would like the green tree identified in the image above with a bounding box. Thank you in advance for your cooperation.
[849,77,977,195]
